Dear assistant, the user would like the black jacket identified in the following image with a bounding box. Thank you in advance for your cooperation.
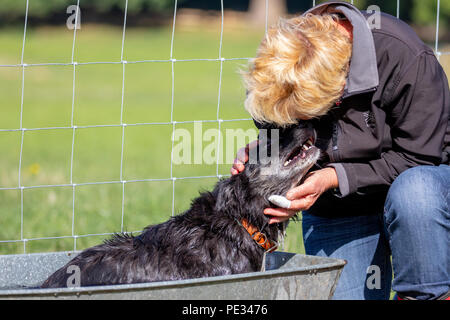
[256,2,450,217]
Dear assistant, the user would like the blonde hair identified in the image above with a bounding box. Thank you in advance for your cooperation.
[242,14,352,127]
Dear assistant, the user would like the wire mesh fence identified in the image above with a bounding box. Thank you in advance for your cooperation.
[0,0,448,254]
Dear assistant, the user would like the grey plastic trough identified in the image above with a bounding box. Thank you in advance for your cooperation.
[0,251,345,300]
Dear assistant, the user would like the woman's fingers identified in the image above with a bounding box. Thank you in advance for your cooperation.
[288,197,315,211]
[231,140,259,175]
[231,158,246,175]
[286,181,315,200]
[264,207,298,224]
[236,146,249,164]
[264,169,339,223]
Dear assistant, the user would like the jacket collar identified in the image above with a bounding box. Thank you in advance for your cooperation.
[304,1,379,97]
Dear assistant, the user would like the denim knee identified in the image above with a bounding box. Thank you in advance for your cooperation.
[384,165,450,299]
[384,166,447,227]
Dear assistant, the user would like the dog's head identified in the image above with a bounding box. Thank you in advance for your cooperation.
[243,123,320,202]
[214,123,320,235]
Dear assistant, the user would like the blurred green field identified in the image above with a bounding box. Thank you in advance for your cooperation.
[0,23,305,255]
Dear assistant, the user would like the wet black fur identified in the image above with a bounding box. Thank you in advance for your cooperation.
[41,125,318,288]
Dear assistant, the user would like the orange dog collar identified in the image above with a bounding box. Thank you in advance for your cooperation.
[239,218,278,253]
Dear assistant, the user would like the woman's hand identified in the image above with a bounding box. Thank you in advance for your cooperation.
[264,167,339,224]
[230,140,259,175]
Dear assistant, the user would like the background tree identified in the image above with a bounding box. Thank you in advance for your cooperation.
[0,0,448,31]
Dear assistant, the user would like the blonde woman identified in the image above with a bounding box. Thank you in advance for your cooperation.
[232,2,449,300]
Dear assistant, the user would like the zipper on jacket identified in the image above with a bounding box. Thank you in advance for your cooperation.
[329,86,377,162]
[331,121,339,162]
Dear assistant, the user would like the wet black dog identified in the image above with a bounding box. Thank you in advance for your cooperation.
[41,125,319,288]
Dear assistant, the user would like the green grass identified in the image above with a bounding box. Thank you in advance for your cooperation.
[0,23,306,255]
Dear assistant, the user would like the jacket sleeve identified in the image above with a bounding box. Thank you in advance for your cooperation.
[329,52,450,197]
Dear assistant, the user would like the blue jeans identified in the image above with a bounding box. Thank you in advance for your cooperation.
[302,165,450,300]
